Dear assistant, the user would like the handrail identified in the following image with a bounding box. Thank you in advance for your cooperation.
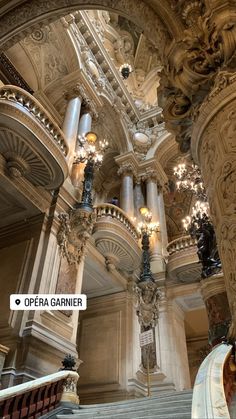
[167,235,197,255]
[0,371,73,402]
[94,203,140,241]
[0,85,68,156]
[0,370,79,418]
[192,343,232,419]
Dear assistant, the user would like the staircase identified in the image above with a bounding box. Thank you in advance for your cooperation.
[56,390,193,419]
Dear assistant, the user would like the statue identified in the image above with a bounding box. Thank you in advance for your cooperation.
[189,213,221,278]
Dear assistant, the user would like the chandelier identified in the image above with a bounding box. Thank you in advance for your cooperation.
[119,63,132,79]
[137,207,159,237]
[173,162,206,199]
[75,131,108,166]
[182,200,210,233]
[74,131,108,212]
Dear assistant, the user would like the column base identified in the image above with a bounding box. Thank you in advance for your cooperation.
[128,371,176,397]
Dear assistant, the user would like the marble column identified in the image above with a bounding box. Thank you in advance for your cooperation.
[118,164,134,218]
[200,273,231,347]
[144,172,163,273]
[72,109,92,187]
[78,112,92,137]
[133,178,144,221]
[191,72,236,335]
[154,289,191,391]
[62,95,82,167]
[157,186,168,256]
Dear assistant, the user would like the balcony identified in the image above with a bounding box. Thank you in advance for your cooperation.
[0,85,68,190]
[167,235,201,283]
[93,204,141,274]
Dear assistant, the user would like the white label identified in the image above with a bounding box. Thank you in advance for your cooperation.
[139,329,154,347]
[10,294,87,310]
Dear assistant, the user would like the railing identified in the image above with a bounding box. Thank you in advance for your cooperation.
[0,85,68,156]
[94,204,140,241]
[0,370,79,418]
[167,235,197,255]
[192,343,233,418]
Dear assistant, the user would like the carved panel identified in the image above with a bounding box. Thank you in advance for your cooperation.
[192,80,236,333]
[20,24,68,89]
[79,311,121,385]
[56,255,77,317]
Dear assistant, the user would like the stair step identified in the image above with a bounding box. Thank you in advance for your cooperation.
[56,390,192,418]
[79,391,192,409]
[57,414,191,419]
[73,401,192,416]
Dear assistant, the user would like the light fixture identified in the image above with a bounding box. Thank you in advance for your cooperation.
[74,131,108,212]
[137,207,159,237]
[119,63,132,79]
[173,162,206,199]
[182,200,210,232]
[75,132,108,166]
[85,131,97,144]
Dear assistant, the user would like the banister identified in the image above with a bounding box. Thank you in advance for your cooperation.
[167,235,197,255]
[0,85,68,156]
[0,371,74,402]
[0,370,79,418]
[192,343,232,419]
[94,203,140,241]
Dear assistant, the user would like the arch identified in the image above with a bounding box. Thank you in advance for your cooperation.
[0,0,182,53]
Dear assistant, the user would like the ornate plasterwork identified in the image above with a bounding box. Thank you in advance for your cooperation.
[61,371,80,404]
[0,85,68,190]
[20,24,69,89]
[0,0,171,53]
[57,208,96,265]
[93,204,141,273]
[160,3,236,151]
[134,281,160,328]
[0,52,33,94]
[117,163,135,177]
[0,129,52,185]
[191,77,236,335]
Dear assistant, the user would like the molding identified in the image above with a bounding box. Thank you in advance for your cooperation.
[0,52,33,94]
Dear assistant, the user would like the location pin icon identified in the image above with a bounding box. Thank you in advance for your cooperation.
[15,299,21,306]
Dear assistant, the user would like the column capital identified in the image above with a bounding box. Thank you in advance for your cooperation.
[117,162,136,177]
[64,84,85,101]
[115,151,139,177]
[64,85,98,119]
[134,175,142,185]
[141,168,159,183]
[139,158,168,187]
[81,97,98,120]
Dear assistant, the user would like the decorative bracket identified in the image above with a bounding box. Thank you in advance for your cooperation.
[57,207,96,265]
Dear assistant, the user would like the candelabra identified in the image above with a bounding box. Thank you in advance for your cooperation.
[182,200,210,233]
[135,207,160,390]
[182,201,221,278]
[119,63,132,79]
[137,207,159,284]
[173,162,206,199]
[74,131,108,212]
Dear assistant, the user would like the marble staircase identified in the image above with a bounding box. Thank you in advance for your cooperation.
[55,390,193,419]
